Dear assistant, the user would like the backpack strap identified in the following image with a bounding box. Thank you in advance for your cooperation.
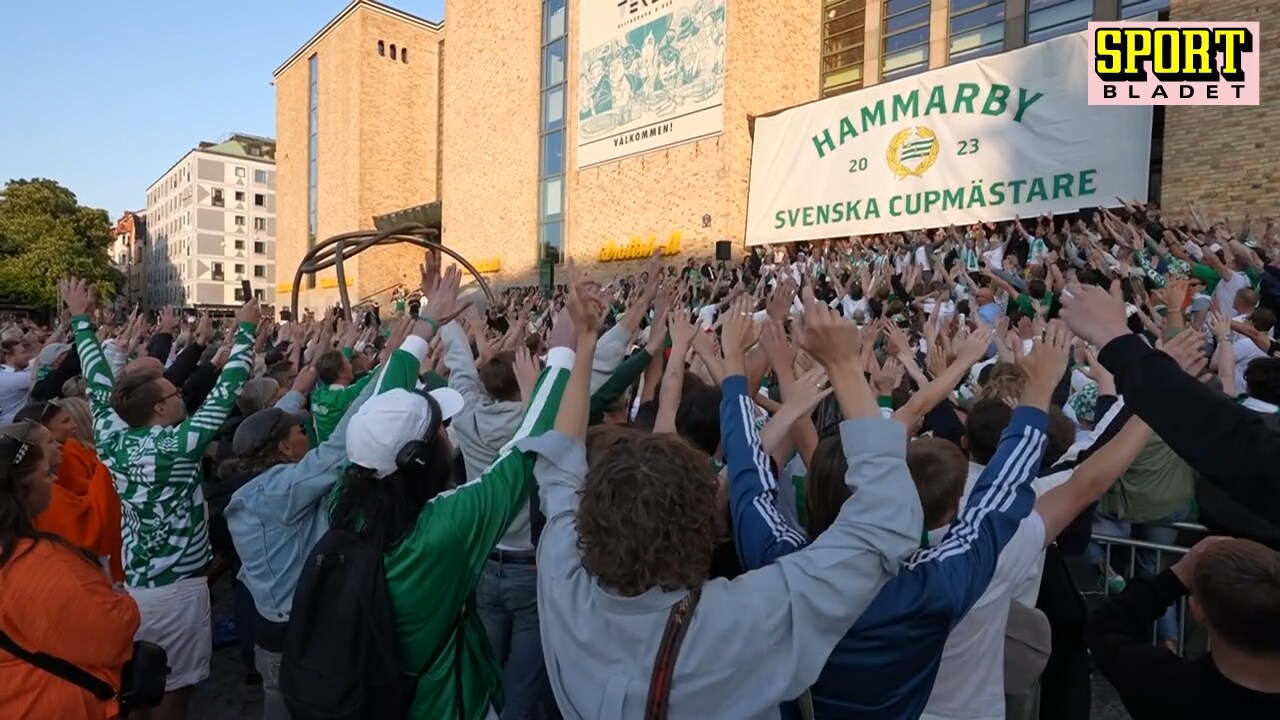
[644,589,702,720]
[0,629,116,701]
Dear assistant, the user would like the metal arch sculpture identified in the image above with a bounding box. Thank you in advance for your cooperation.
[289,223,496,321]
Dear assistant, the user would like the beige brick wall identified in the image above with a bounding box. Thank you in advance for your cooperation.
[275,5,442,314]
[1162,0,1279,218]
[353,8,442,301]
[439,0,543,287]
[563,0,820,280]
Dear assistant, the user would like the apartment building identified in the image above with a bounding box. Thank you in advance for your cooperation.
[110,210,147,309]
[275,0,1277,287]
[142,133,279,309]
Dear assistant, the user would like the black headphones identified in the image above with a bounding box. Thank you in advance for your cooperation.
[393,390,443,474]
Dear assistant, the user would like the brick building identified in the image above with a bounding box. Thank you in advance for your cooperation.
[111,210,147,310]
[273,0,442,311]
[274,0,1277,297]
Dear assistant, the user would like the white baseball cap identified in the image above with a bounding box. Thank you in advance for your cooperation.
[346,387,464,478]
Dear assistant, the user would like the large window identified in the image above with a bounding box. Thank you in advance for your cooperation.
[949,0,1005,63]
[882,0,930,81]
[1026,0,1092,44]
[306,53,319,289]
[821,0,866,97]
[538,0,567,264]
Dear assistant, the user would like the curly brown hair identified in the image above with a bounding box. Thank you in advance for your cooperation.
[578,425,719,597]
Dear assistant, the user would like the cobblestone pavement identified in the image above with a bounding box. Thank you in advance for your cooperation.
[189,580,1133,720]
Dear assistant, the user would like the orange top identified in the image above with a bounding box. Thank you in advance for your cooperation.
[0,539,139,720]
[33,439,124,583]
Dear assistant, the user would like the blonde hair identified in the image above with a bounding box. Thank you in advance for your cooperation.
[61,376,87,398]
[56,397,96,448]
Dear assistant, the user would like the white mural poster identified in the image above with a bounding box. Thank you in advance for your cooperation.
[576,0,726,168]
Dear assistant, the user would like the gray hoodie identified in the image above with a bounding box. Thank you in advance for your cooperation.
[443,320,633,550]
[516,417,923,719]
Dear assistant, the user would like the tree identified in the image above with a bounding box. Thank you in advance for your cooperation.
[0,178,123,310]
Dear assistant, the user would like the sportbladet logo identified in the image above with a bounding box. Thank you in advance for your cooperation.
[1086,21,1260,106]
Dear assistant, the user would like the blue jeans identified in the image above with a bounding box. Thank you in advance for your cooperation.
[477,557,559,720]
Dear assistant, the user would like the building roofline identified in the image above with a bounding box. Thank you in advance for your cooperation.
[145,145,275,194]
[273,0,442,78]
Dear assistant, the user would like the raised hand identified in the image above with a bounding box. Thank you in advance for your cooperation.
[667,307,698,349]
[292,366,319,394]
[955,325,994,365]
[799,289,862,371]
[759,319,795,373]
[1157,329,1210,381]
[513,345,541,402]
[236,297,262,327]
[158,306,181,335]
[1060,283,1130,349]
[1019,320,1072,410]
[423,264,471,326]
[720,294,755,365]
[565,260,605,337]
[783,367,833,417]
[60,278,95,317]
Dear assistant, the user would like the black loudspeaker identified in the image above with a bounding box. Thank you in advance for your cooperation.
[715,240,732,261]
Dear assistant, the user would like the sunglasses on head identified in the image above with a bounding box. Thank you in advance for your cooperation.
[0,423,38,483]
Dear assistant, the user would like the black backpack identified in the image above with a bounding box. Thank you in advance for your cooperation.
[279,528,415,720]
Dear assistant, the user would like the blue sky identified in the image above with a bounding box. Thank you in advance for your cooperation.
[0,0,444,219]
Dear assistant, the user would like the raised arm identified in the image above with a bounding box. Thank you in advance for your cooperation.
[719,296,811,569]
[1063,284,1280,516]
[63,280,128,442]
[165,307,259,457]
[721,303,923,701]
[909,324,1069,617]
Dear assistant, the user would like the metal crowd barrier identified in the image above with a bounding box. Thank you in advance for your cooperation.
[1084,522,1209,656]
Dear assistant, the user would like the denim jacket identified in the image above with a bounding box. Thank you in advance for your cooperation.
[225,336,428,622]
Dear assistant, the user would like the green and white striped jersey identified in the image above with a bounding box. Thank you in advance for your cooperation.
[73,315,256,588]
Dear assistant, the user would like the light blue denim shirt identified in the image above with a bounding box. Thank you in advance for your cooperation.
[226,336,428,622]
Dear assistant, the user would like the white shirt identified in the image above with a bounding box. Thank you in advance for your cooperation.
[921,465,1074,720]
[0,364,33,424]
[1233,335,1268,393]
[1212,271,1250,317]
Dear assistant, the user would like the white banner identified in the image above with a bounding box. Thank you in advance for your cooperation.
[576,0,726,168]
[745,32,1153,246]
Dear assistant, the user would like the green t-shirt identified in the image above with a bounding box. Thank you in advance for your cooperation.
[310,372,375,444]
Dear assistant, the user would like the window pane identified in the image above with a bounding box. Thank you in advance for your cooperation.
[823,48,864,74]
[884,45,929,73]
[543,86,564,129]
[824,29,865,56]
[823,64,864,91]
[885,26,930,52]
[1027,0,1092,43]
[951,25,1004,54]
[543,39,565,87]
[540,221,563,254]
[885,6,929,34]
[546,0,566,40]
[542,130,565,176]
[951,4,1005,34]
[883,61,928,81]
[825,8,865,36]
[541,177,563,219]
[886,0,929,17]
[951,0,1003,13]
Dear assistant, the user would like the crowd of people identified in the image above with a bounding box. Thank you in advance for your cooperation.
[1,201,1278,720]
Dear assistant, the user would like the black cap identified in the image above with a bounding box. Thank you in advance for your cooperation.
[232,407,308,456]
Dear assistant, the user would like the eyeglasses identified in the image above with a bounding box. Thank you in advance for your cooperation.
[157,390,182,405]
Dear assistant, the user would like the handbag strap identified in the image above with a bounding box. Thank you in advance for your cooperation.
[644,589,702,720]
[0,629,116,701]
